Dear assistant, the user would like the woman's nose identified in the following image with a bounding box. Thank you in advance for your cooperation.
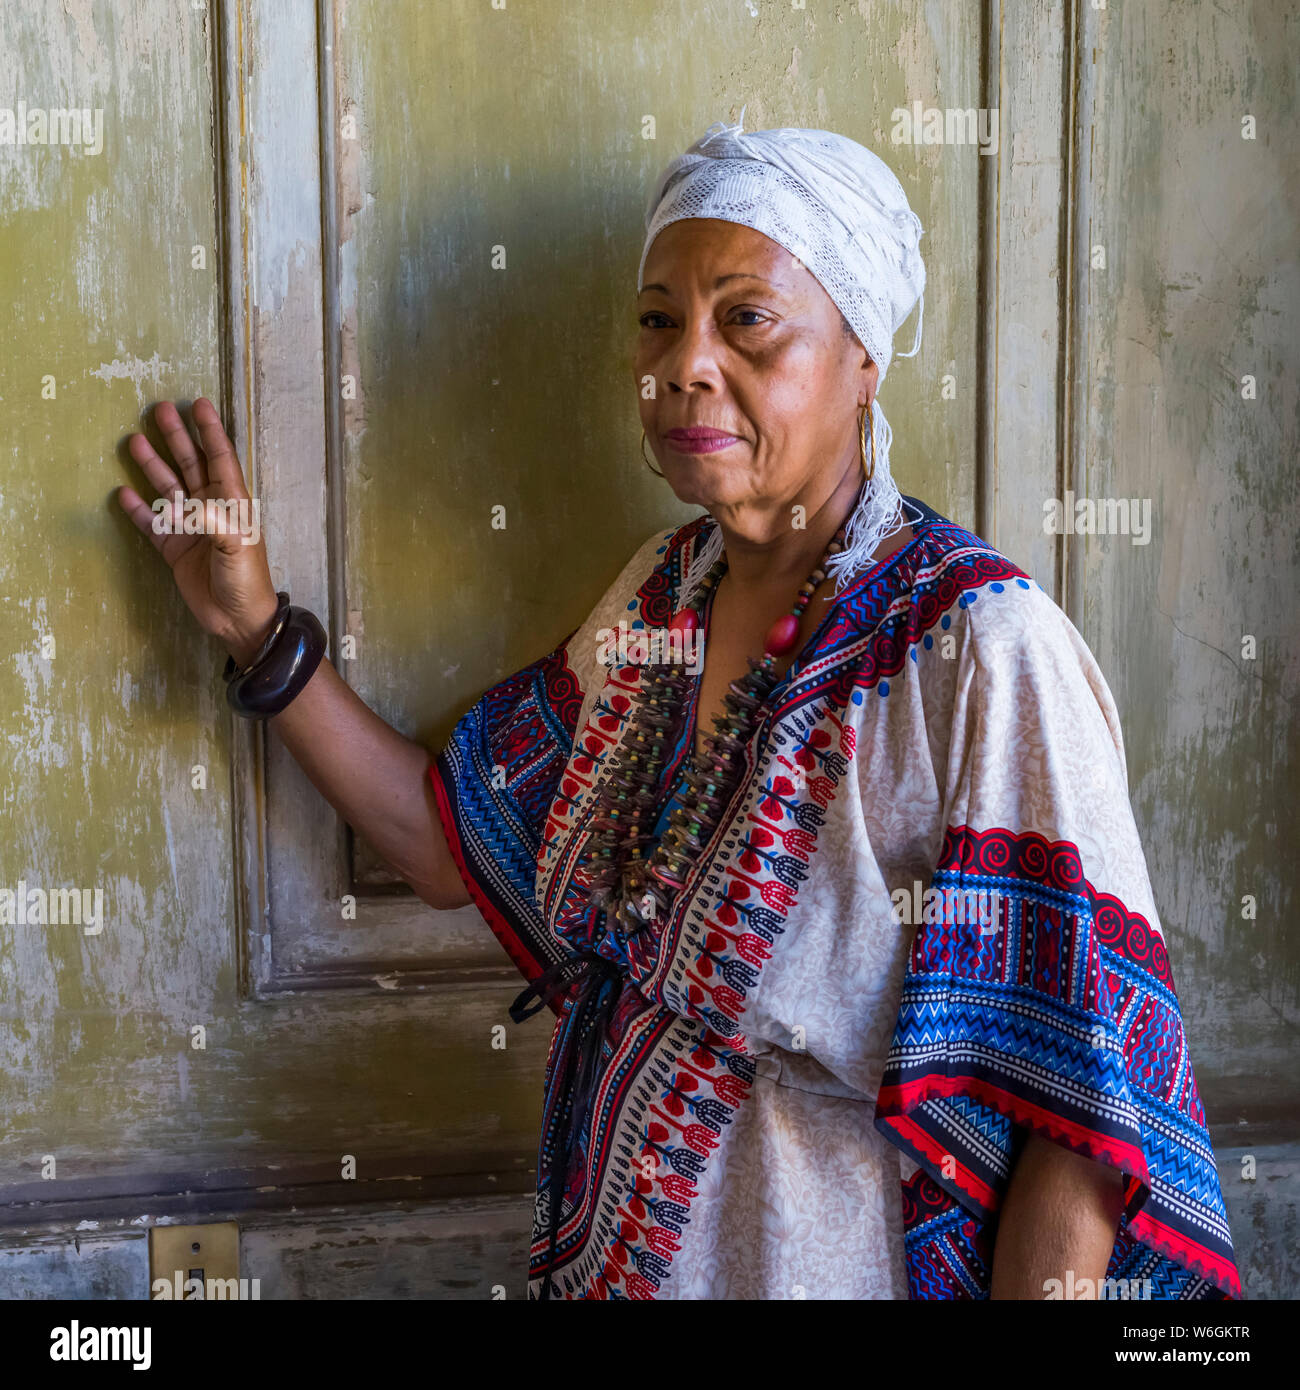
[658,316,724,393]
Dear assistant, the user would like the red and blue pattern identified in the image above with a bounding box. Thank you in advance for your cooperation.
[875,823,1241,1299]
[431,640,585,1000]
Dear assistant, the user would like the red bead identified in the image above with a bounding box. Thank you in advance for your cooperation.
[668,608,700,637]
[764,613,801,656]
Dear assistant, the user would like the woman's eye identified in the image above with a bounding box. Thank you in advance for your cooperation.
[638,309,767,329]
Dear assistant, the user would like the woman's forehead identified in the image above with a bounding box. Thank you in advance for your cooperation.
[640,219,805,292]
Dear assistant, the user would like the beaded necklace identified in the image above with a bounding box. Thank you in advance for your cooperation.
[584,520,850,939]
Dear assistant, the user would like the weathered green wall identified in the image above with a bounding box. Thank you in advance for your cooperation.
[1081,0,1299,1103]
[0,1,545,1225]
[0,1,240,1169]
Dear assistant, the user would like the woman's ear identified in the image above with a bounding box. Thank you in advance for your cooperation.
[862,355,879,410]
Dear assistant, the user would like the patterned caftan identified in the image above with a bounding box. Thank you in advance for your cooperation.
[430,496,1241,1300]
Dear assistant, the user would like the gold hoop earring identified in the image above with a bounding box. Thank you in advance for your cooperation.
[859,400,877,483]
[641,430,665,478]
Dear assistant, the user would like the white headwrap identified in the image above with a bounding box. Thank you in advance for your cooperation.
[639,110,926,591]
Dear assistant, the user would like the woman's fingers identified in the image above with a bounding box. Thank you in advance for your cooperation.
[116,484,176,558]
[191,397,248,498]
[126,428,185,502]
[118,397,252,570]
[153,399,208,494]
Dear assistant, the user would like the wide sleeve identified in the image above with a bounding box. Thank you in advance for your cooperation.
[428,527,677,1002]
[873,580,1242,1300]
[429,631,585,993]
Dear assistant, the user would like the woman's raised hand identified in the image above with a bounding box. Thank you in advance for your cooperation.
[115,395,470,910]
[116,398,279,667]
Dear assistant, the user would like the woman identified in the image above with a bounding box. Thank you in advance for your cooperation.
[117,117,1240,1301]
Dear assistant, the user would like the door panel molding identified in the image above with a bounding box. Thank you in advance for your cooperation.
[217,0,503,998]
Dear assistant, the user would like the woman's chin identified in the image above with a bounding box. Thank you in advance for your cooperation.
[658,453,753,509]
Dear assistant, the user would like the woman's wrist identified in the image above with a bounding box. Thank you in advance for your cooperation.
[224,600,328,720]
[223,596,282,670]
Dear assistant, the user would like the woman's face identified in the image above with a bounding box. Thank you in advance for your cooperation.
[635,218,877,517]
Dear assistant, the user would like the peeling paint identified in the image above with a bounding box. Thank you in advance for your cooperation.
[88,352,173,408]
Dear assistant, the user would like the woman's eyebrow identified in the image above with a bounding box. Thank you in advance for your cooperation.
[639,273,790,296]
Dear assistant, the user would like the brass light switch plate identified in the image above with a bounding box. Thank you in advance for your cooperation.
[148,1222,241,1300]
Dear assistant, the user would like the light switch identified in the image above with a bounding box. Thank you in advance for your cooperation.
[148,1222,241,1300]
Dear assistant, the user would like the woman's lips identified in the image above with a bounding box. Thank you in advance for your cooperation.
[663,428,741,455]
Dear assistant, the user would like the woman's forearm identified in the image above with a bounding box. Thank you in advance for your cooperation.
[263,655,470,910]
[989,1131,1127,1299]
